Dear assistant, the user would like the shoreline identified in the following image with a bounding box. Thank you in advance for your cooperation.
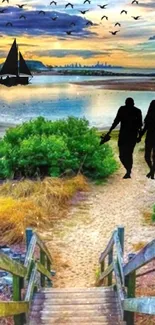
[0,123,17,138]
[72,78,155,91]
[0,122,115,138]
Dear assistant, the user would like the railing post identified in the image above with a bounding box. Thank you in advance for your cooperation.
[40,250,46,287]
[26,228,33,250]
[118,227,124,253]
[47,257,52,287]
[108,248,113,286]
[13,275,25,325]
[124,253,136,325]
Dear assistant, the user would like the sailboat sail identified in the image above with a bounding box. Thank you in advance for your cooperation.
[0,39,18,76]
[19,52,32,76]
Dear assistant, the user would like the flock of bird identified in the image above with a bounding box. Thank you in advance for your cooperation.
[0,0,141,36]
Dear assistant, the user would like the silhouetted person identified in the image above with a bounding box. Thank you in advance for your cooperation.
[107,97,142,178]
[139,100,155,179]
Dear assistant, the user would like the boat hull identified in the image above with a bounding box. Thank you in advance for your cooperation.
[0,76,29,87]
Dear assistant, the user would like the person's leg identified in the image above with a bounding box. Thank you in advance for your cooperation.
[119,145,134,178]
[145,142,152,178]
[151,147,155,179]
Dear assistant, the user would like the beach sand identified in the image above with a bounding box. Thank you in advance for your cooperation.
[73,78,155,91]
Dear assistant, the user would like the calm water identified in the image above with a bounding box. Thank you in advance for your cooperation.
[0,74,155,129]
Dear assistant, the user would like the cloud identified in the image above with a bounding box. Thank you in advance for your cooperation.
[0,6,95,38]
[138,1,155,9]
[28,49,110,58]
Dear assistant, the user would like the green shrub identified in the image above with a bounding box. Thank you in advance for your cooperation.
[0,117,118,179]
[152,205,155,222]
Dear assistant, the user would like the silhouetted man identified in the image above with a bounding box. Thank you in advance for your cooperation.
[107,97,142,178]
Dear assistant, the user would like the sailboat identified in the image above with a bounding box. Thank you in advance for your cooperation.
[0,39,32,87]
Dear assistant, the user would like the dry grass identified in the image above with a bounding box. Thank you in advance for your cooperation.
[132,241,147,252]
[143,210,153,224]
[0,175,89,245]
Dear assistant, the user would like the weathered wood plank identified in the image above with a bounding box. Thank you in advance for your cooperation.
[24,234,37,269]
[99,231,116,263]
[117,227,124,254]
[108,249,113,286]
[124,240,155,276]
[35,234,53,265]
[114,233,125,286]
[25,265,37,302]
[113,261,125,320]
[36,261,52,281]
[40,250,46,287]
[0,302,29,317]
[98,263,113,283]
[0,253,27,277]
[124,297,155,315]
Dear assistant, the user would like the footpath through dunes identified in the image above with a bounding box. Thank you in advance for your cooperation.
[44,143,155,288]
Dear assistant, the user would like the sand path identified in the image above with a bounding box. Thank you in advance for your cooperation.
[46,144,155,288]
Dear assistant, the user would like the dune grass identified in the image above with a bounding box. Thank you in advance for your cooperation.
[0,175,89,245]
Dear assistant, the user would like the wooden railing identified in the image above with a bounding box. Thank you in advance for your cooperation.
[0,228,55,325]
[98,226,155,325]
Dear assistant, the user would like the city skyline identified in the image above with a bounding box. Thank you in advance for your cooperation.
[0,0,155,68]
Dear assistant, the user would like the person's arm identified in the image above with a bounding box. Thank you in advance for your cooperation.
[138,110,143,136]
[107,107,121,134]
[137,111,145,142]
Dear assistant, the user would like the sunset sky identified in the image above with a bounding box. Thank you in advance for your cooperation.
[0,0,155,68]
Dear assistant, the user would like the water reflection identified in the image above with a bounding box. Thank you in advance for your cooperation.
[0,76,154,128]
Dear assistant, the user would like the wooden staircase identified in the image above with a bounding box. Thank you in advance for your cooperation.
[1,227,155,325]
[29,287,126,325]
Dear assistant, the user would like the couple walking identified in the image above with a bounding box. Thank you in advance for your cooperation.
[106,97,155,179]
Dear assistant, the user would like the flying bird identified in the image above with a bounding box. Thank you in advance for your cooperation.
[86,20,93,25]
[19,14,26,19]
[51,16,57,20]
[6,22,13,26]
[98,4,108,9]
[84,0,91,3]
[120,10,127,14]
[109,30,120,35]
[101,15,108,20]
[115,22,121,27]
[38,10,45,15]
[65,3,74,8]
[132,0,138,4]
[132,15,141,20]
[16,4,26,8]
[50,1,57,4]
[66,31,72,35]
[0,9,6,13]
[2,0,9,3]
[79,10,89,14]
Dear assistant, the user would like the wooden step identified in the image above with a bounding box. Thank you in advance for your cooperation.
[31,303,120,312]
[28,287,125,325]
[31,309,121,317]
[27,319,126,325]
[32,297,118,305]
[37,292,116,298]
[28,316,126,324]
[42,287,114,293]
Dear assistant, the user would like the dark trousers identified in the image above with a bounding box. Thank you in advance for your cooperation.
[145,142,155,171]
[119,143,136,173]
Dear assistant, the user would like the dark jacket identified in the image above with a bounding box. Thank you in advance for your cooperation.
[110,105,142,146]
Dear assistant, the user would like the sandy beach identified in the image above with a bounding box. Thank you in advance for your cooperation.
[73,78,155,91]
